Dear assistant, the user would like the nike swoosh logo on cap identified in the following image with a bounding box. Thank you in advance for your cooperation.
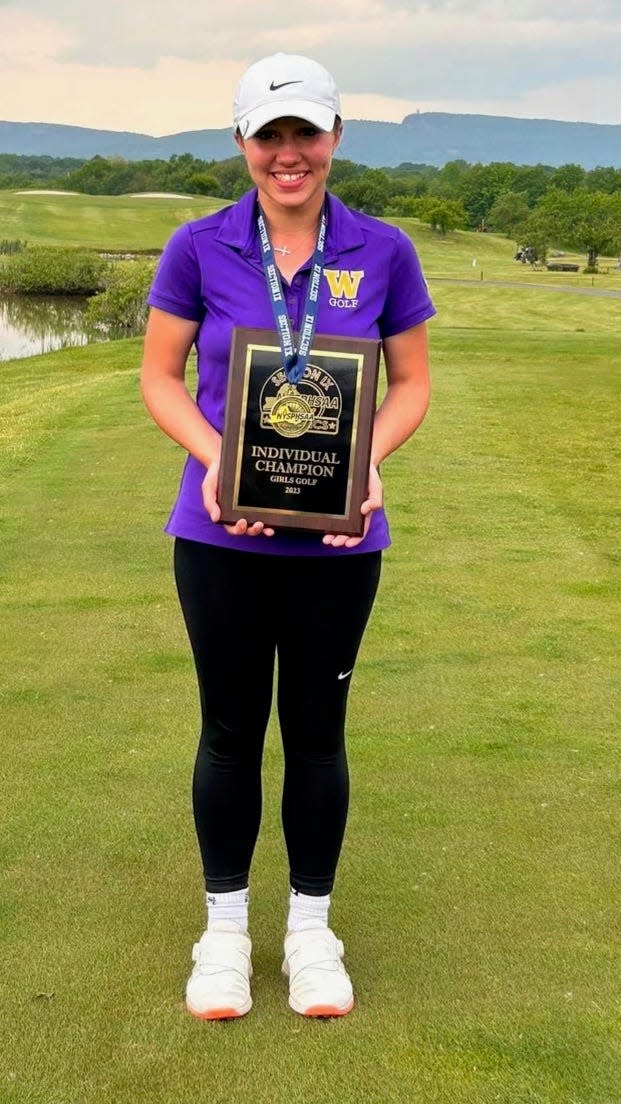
[269,80,303,91]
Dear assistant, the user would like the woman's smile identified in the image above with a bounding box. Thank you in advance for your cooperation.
[236,116,341,219]
[272,171,309,183]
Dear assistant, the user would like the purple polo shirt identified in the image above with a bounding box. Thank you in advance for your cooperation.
[147,188,435,556]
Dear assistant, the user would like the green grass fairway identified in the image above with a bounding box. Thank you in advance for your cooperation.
[2,189,620,291]
[1,285,620,1103]
[430,282,621,334]
[386,218,621,291]
[0,190,220,251]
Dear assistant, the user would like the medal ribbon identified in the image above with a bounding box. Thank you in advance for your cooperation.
[257,203,327,385]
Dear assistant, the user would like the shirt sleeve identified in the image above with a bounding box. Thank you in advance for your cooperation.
[379,228,436,338]
[147,223,206,323]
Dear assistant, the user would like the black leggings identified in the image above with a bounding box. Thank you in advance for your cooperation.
[174,538,381,896]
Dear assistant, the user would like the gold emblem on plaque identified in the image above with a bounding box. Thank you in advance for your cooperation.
[260,365,342,439]
[267,385,314,438]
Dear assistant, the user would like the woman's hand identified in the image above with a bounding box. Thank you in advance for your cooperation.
[202,460,275,538]
[322,464,383,549]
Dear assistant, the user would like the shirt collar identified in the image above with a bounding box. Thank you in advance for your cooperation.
[324,192,366,260]
[214,189,258,256]
[214,188,366,263]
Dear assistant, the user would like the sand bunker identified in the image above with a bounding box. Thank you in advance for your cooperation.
[129,192,194,199]
[14,189,80,196]
[13,190,195,199]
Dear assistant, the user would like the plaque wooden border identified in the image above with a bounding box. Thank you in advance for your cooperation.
[218,327,380,535]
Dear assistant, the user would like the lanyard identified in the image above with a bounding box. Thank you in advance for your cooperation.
[257,203,327,386]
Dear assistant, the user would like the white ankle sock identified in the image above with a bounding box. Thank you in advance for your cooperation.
[287,889,330,932]
[206,888,249,931]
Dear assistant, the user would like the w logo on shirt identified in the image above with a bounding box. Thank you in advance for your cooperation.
[324,269,365,308]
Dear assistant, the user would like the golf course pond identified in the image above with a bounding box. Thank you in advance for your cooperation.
[0,294,137,362]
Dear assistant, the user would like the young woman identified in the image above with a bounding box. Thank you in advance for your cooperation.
[140,52,435,1020]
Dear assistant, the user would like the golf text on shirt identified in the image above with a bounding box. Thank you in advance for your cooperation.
[324,270,365,309]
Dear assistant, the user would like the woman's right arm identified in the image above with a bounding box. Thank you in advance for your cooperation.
[140,306,220,468]
[140,307,273,537]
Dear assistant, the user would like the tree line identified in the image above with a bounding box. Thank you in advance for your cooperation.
[2,151,621,267]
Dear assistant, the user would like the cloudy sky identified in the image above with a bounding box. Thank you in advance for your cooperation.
[1,0,620,135]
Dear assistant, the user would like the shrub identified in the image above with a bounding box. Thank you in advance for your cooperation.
[0,239,27,255]
[0,247,107,294]
[85,259,157,333]
[420,198,467,234]
[385,196,423,218]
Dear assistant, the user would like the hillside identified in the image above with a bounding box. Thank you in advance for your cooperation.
[1,113,619,168]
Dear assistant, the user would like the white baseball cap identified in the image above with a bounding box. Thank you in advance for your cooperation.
[233,53,341,139]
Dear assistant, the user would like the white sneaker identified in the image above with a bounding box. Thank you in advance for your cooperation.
[282,921,354,1017]
[185,921,252,1020]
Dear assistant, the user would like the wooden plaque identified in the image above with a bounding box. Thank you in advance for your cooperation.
[218,327,380,535]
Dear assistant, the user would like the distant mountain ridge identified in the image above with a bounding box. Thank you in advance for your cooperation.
[1,114,619,169]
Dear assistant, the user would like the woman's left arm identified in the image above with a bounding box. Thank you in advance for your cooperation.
[322,321,430,548]
[371,319,431,467]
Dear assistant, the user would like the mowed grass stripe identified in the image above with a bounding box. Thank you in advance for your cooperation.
[431,283,621,332]
[1,312,620,1102]
[0,191,222,251]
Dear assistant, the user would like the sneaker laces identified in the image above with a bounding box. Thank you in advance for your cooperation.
[286,928,345,978]
[191,926,251,978]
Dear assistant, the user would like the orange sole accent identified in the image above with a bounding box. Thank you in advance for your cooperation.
[302,1000,354,1018]
[187,1004,244,1021]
